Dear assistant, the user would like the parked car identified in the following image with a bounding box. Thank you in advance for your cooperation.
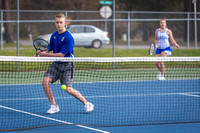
[37,25,110,49]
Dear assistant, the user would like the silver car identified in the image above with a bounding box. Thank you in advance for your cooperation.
[37,25,110,49]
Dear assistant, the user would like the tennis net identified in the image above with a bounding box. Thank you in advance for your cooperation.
[0,56,200,131]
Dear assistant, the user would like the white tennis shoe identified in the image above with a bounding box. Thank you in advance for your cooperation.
[46,105,60,114]
[84,102,94,113]
[157,72,161,78]
[157,72,166,80]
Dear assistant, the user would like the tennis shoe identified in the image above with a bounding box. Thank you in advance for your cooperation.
[157,72,166,80]
[158,75,166,80]
[46,105,60,114]
[84,102,94,113]
[157,72,161,79]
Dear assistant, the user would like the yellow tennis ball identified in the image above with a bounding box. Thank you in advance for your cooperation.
[61,85,66,90]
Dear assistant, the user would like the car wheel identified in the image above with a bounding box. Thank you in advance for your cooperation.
[92,40,102,49]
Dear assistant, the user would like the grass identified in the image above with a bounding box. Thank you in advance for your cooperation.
[0,45,200,57]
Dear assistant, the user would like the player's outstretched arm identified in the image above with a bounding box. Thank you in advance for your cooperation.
[168,29,180,49]
[154,29,159,48]
[37,52,65,57]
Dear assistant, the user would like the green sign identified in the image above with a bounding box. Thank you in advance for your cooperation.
[99,1,113,5]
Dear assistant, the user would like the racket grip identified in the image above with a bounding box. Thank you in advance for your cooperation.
[35,53,40,57]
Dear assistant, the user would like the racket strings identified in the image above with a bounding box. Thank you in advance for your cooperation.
[33,39,49,51]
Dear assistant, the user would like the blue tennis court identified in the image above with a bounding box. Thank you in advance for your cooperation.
[3,123,200,133]
[0,57,200,132]
[1,79,200,132]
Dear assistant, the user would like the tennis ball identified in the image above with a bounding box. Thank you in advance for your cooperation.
[61,85,66,90]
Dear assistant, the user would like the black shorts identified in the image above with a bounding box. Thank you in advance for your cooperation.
[44,62,74,86]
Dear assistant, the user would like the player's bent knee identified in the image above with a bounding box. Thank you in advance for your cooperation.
[155,62,160,66]
[65,86,72,91]
[65,87,76,94]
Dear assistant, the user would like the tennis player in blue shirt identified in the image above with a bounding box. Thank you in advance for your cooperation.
[36,13,94,114]
[154,18,180,80]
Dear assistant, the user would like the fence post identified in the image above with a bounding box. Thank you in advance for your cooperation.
[112,0,115,69]
[128,12,130,49]
[187,13,190,48]
[112,0,115,58]
[192,0,197,48]
[0,10,3,49]
[17,0,20,71]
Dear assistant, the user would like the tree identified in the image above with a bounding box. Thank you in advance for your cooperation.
[2,0,14,43]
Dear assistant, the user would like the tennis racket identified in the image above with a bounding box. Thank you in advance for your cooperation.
[149,43,156,55]
[33,38,49,56]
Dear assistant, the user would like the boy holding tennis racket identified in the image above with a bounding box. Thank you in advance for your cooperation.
[36,13,94,114]
[154,18,180,80]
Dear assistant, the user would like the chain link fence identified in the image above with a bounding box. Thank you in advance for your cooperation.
[0,1,200,51]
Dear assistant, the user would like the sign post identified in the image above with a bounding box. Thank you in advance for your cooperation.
[99,0,115,60]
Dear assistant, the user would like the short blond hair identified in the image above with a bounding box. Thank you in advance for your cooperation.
[55,13,66,19]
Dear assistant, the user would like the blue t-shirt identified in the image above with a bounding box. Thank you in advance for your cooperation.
[47,30,75,57]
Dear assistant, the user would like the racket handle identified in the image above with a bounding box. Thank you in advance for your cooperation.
[35,53,40,57]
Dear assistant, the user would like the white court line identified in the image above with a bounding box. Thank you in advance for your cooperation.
[1,92,200,101]
[0,92,200,101]
[0,105,109,133]
[0,78,199,86]
[179,93,200,97]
